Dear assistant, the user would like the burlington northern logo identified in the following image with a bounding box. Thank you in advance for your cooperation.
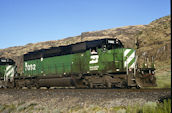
[89,55,99,64]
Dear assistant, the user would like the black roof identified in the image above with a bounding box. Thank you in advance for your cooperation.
[24,38,123,61]
[0,57,15,65]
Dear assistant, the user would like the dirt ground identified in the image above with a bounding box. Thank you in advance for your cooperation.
[0,89,170,112]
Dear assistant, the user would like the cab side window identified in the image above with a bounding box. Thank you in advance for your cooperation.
[107,44,114,50]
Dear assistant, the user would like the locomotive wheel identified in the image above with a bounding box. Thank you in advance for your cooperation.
[46,86,50,89]
[36,86,40,89]
[15,82,22,89]
[107,82,111,88]
[27,85,31,89]
[16,86,22,89]
[36,84,40,89]
[89,83,93,88]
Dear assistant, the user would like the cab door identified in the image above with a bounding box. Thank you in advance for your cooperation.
[114,49,124,71]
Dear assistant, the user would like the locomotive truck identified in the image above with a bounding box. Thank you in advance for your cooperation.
[0,38,156,89]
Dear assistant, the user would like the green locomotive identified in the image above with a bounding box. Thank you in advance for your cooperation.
[0,58,17,88]
[0,38,156,88]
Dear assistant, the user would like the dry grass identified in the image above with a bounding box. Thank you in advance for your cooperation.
[0,99,171,113]
[155,62,171,88]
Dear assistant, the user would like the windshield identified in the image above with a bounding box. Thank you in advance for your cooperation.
[106,39,123,50]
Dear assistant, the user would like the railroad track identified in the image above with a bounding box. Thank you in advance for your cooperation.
[0,88,170,108]
[0,88,171,93]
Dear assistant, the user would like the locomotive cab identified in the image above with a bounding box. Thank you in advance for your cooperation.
[88,39,126,74]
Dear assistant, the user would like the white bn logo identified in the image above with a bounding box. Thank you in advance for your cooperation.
[89,55,99,64]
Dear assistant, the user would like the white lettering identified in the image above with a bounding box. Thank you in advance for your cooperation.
[25,62,36,71]
[89,66,99,70]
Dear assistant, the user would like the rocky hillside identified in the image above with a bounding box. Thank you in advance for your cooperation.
[137,16,171,66]
[0,15,171,73]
